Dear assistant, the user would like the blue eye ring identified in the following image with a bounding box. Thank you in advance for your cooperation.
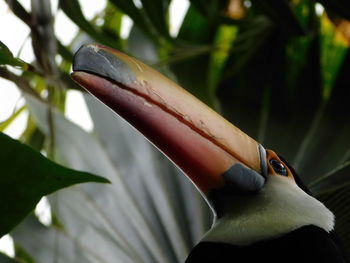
[269,159,288,176]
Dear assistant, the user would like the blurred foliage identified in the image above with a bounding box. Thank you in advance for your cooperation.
[0,0,349,262]
[0,132,108,237]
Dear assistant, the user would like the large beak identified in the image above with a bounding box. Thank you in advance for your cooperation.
[71,44,267,204]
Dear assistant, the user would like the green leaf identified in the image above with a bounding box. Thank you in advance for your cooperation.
[0,41,28,69]
[140,0,169,37]
[284,1,316,91]
[0,132,109,237]
[292,0,317,32]
[19,115,45,152]
[13,243,37,263]
[223,16,274,79]
[101,3,124,43]
[188,0,220,22]
[0,253,22,263]
[0,106,25,132]
[109,0,158,40]
[58,0,118,47]
[207,24,238,102]
[319,14,348,99]
[285,36,313,93]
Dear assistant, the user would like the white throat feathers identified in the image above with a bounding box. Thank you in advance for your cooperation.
[203,175,335,246]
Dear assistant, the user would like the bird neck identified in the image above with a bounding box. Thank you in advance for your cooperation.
[203,175,335,246]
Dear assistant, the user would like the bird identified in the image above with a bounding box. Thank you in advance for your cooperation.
[71,44,348,263]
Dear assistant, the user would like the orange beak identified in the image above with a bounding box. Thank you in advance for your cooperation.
[71,44,267,206]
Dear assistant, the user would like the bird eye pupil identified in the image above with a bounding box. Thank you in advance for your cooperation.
[269,159,288,176]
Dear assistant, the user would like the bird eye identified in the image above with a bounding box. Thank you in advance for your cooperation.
[269,159,288,176]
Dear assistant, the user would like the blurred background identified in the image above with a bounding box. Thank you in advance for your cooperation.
[0,0,349,262]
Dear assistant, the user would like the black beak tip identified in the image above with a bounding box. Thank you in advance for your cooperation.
[72,44,96,72]
[72,44,136,85]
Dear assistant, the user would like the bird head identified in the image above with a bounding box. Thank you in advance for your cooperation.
[71,44,334,244]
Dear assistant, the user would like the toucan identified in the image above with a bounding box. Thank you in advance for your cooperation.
[71,44,348,263]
